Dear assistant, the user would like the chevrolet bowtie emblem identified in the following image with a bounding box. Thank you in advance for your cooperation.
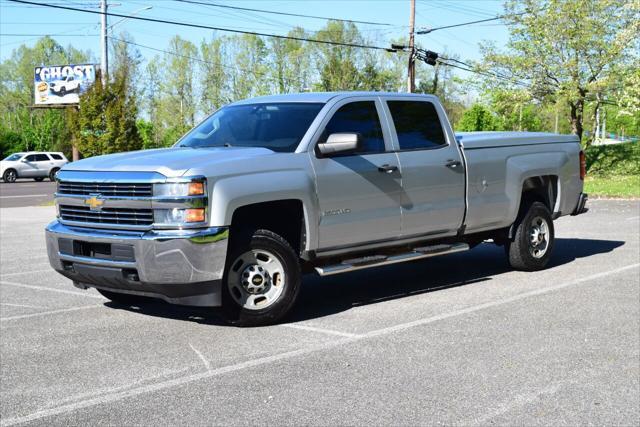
[84,194,105,211]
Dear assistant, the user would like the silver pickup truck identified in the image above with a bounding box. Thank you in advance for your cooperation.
[45,92,588,326]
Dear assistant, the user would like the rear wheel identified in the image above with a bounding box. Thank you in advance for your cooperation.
[221,229,301,327]
[97,289,149,306]
[49,168,59,181]
[34,177,45,182]
[3,169,17,183]
[506,201,555,271]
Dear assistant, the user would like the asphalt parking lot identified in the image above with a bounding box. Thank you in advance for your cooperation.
[0,181,56,208]
[1,200,638,426]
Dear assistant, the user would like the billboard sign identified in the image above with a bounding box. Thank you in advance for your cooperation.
[34,64,97,106]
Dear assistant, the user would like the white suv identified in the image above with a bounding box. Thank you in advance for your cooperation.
[49,75,81,96]
[1,152,69,183]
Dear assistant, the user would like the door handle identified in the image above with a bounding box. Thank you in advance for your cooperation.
[445,159,462,169]
[378,164,398,174]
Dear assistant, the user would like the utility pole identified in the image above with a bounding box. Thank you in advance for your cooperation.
[407,0,415,93]
[100,0,108,85]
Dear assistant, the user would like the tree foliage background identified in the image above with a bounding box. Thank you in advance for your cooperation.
[0,1,638,160]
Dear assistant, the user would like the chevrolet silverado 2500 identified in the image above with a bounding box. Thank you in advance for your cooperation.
[45,92,588,326]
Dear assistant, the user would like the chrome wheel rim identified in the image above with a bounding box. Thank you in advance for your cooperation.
[5,170,16,182]
[227,249,285,310]
[529,216,549,258]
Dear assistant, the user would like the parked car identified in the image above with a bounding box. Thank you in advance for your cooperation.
[45,92,588,326]
[49,75,81,96]
[1,151,68,183]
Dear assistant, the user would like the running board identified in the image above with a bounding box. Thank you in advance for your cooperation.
[314,242,470,276]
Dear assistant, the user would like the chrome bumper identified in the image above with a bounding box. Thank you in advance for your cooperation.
[45,220,229,306]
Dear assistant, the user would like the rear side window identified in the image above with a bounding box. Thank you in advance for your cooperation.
[322,101,385,154]
[387,101,447,150]
[50,154,63,160]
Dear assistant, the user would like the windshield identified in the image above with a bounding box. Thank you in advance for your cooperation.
[3,153,23,161]
[177,103,324,152]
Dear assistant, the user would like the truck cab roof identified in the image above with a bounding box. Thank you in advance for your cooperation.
[230,91,439,105]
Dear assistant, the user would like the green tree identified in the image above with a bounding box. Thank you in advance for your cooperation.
[313,21,363,91]
[481,0,640,142]
[457,104,499,131]
[200,36,228,112]
[70,39,142,157]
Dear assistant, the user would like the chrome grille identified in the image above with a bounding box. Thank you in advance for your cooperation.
[59,205,153,226]
[57,182,153,197]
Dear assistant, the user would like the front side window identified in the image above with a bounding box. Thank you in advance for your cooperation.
[321,101,385,154]
[25,155,37,162]
[387,101,447,150]
[178,103,324,153]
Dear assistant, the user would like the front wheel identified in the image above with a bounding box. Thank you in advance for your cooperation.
[3,169,17,183]
[221,229,301,327]
[506,201,555,271]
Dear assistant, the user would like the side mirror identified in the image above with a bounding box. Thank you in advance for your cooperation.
[317,133,360,156]
[20,158,28,163]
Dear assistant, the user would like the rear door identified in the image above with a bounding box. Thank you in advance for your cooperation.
[33,154,53,177]
[383,98,466,238]
[309,97,402,250]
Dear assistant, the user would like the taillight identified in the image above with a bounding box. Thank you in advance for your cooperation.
[579,151,586,180]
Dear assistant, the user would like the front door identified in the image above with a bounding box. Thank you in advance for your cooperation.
[310,98,402,250]
[384,98,466,238]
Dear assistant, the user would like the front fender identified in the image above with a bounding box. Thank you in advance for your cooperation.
[208,170,319,250]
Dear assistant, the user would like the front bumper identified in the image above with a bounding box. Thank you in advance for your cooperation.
[45,220,229,306]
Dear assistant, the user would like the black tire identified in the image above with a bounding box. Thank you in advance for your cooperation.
[97,288,149,306]
[3,169,17,183]
[60,87,66,96]
[506,201,555,271]
[34,177,45,182]
[221,229,301,327]
[49,168,59,181]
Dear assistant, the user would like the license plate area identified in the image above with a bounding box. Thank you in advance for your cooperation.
[74,241,111,259]
[58,238,135,262]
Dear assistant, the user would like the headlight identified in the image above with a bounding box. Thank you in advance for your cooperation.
[154,208,206,224]
[154,181,206,197]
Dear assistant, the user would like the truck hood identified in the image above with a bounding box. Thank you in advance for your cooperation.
[63,147,276,177]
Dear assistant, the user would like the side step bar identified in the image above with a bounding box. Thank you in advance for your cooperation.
[315,242,470,276]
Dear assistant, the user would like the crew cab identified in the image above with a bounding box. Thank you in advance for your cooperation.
[45,92,588,326]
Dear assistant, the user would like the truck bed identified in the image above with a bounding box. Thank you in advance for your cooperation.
[456,132,579,150]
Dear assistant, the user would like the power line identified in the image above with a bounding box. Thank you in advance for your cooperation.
[8,0,396,52]
[175,0,392,26]
[416,12,527,34]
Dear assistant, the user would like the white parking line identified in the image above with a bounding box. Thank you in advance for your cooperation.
[1,263,637,427]
[2,269,54,278]
[0,305,103,322]
[0,280,104,299]
[281,323,361,338]
[0,302,47,309]
[0,194,49,199]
